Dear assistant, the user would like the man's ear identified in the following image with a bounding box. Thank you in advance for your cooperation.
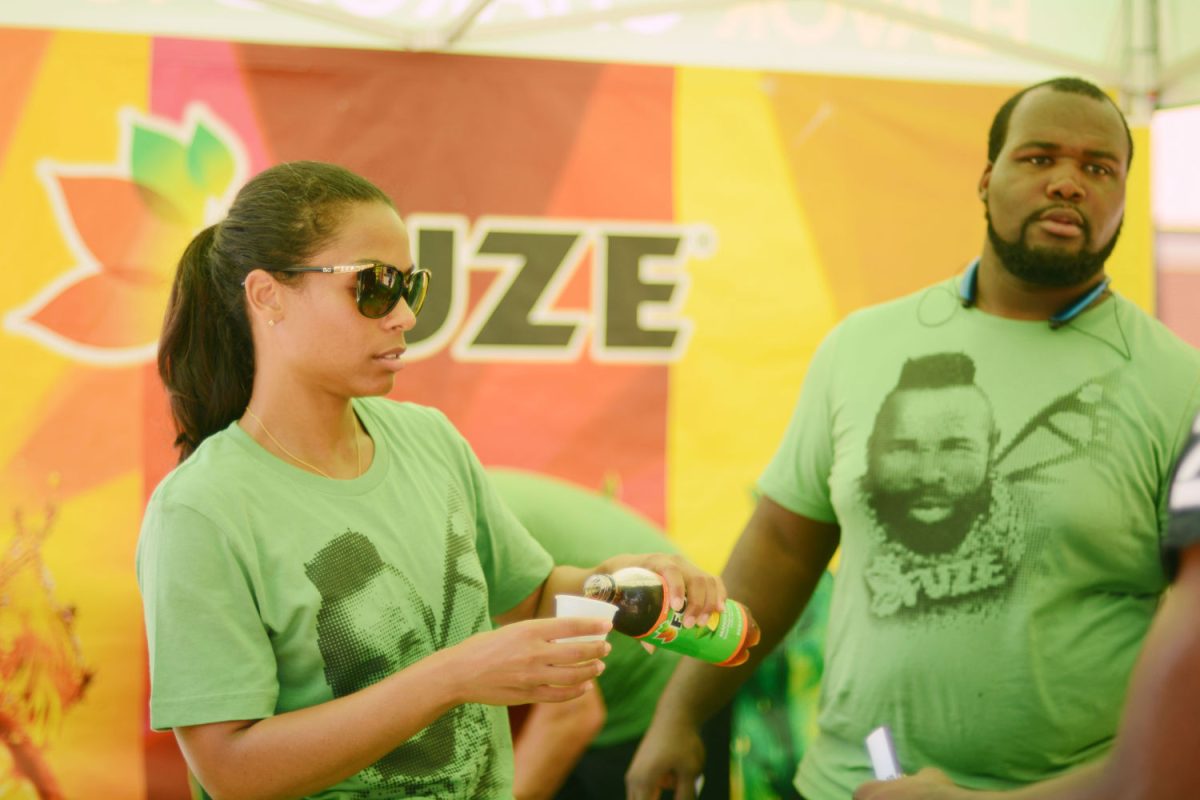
[978,164,993,201]
[244,269,284,325]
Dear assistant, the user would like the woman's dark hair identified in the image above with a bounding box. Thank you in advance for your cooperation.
[158,160,393,461]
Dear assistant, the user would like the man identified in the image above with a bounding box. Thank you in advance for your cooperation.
[489,468,731,800]
[854,412,1200,800]
[626,77,1200,800]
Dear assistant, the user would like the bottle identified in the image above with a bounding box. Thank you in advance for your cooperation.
[583,566,761,666]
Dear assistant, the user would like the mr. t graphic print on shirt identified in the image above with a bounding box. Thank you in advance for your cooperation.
[860,352,1114,620]
[303,484,502,797]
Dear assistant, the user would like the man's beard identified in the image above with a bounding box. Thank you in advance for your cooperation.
[865,479,993,556]
[986,207,1121,288]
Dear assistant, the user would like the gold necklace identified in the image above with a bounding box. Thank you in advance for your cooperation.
[244,408,362,479]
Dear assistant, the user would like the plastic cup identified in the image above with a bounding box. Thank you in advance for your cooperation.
[554,594,618,642]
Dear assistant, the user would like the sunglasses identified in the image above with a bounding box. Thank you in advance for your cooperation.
[278,262,430,319]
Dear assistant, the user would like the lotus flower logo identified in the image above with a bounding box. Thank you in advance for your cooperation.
[4,103,245,365]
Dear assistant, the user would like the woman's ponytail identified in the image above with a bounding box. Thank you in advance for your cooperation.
[157,224,254,461]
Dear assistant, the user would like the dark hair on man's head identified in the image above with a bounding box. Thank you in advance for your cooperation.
[895,352,976,390]
[867,352,997,469]
[870,352,982,448]
[987,76,1133,167]
[157,161,393,461]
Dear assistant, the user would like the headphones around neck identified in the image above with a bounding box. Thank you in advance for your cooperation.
[958,258,1111,330]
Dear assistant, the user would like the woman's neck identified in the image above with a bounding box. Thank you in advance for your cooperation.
[240,379,367,479]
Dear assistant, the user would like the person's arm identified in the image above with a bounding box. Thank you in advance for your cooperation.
[1097,541,1200,798]
[512,683,607,800]
[175,615,611,800]
[854,544,1200,800]
[626,496,840,800]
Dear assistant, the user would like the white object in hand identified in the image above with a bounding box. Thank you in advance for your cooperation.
[865,725,902,780]
[554,594,618,642]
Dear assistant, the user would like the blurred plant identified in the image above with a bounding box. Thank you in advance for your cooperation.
[0,494,92,800]
[732,571,833,800]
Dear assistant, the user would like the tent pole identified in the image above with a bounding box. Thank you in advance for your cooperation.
[441,0,497,48]
[253,0,439,50]
[1122,0,1161,123]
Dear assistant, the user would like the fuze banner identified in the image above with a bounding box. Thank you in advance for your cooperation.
[0,27,1151,798]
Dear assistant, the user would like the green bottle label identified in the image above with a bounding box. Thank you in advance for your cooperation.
[639,599,749,666]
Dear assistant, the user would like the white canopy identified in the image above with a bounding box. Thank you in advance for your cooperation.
[7,0,1199,229]
[6,0,1200,115]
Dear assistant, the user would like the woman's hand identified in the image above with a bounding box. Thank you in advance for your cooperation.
[445,616,612,706]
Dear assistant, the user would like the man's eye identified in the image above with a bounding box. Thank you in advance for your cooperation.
[1086,163,1112,176]
[1026,155,1052,165]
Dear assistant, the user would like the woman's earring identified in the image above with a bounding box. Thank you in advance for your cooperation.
[268,319,276,327]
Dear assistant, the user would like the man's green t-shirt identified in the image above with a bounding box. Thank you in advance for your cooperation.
[137,398,553,799]
[759,278,1200,799]
[487,468,682,748]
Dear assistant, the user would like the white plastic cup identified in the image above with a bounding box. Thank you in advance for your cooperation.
[554,594,618,642]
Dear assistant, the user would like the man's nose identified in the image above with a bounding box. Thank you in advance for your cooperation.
[1046,171,1085,202]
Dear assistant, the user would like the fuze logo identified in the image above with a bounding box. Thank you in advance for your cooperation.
[5,103,710,366]
[4,103,245,366]
[405,215,711,364]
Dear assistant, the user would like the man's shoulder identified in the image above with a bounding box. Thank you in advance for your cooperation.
[835,276,959,329]
[1112,294,1200,365]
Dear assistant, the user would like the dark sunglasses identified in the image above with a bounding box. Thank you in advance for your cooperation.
[277,262,430,319]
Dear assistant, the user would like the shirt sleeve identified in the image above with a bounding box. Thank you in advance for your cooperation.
[1164,418,1200,580]
[757,325,842,524]
[136,495,280,730]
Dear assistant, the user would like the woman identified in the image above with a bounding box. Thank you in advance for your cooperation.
[137,161,723,799]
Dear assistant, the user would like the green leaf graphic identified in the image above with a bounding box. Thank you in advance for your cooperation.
[188,122,235,198]
[130,116,236,227]
[131,123,197,217]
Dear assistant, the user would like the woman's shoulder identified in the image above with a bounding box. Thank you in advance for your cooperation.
[146,425,259,513]
[357,397,461,440]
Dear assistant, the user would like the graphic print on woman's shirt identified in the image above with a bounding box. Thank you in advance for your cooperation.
[303,484,501,796]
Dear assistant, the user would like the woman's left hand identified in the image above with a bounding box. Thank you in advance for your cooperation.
[601,553,727,628]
